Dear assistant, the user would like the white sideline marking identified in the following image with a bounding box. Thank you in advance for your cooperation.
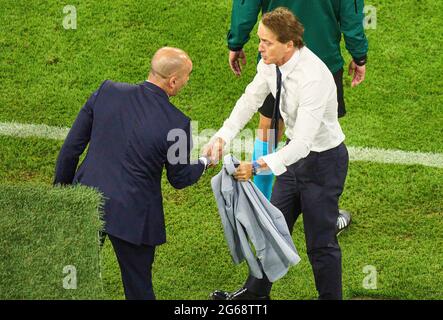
[347,146,443,169]
[0,122,69,140]
[1,121,442,169]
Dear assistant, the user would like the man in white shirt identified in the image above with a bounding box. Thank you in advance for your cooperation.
[204,8,349,300]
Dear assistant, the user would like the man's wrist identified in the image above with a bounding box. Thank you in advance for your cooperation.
[257,159,268,168]
[198,156,211,171]
[228,45,243,52]
[252,160,260,175]
[353,54,367,66]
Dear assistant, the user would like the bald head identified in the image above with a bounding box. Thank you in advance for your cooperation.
[148,47,192,96]
[150,47,191,79]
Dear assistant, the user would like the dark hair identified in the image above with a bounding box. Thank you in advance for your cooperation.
[261,7,304,49]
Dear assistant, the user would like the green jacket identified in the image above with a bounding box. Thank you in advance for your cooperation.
[228,0,369,73]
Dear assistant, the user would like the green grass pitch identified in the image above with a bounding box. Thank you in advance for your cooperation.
[0,0,442,299]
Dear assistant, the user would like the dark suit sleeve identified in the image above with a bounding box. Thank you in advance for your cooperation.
[53,86,102,185]
[165,120,205,189]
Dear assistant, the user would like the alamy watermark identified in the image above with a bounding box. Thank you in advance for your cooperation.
[60,4,376,31]
[364,5,377,30]
[63,265,77,289]
[165,121,270,165]
[63,5,77,30]
[362,265,378,290]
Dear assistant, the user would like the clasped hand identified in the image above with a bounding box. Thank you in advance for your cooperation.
[201,137,225,167]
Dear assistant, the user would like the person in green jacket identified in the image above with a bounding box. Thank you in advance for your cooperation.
[232,0,367,226]
[211,0,368,300]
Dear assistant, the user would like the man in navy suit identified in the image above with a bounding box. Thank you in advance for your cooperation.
[54,47,210,300]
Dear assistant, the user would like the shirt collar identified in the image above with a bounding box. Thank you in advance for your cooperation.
[141,81,169,100]
[278,47,302,77]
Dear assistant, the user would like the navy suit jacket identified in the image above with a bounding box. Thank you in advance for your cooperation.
[54,80,205,245]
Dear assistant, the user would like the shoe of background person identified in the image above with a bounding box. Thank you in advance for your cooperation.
[209,290,230,300]
[210,287,270,300]
[336,209,352,236]
[230,287,270,300]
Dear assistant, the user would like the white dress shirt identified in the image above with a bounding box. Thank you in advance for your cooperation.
[214,46,345,176]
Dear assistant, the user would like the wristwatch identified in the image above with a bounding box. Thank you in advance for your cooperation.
[252,161,261,176]
[353,55,367,66]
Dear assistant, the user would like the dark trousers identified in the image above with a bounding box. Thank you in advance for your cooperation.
[245,143,349,300]
[333,68,346,118]
[104,234,156,300]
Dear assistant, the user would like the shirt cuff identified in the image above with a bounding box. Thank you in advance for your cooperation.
[198,156,208,167]
[261,152,287,176]
[214,126,235,146]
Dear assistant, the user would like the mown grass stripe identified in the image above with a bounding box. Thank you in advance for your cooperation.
[1,121,442,169]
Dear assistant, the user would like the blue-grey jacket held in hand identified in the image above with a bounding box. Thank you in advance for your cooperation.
[211,155,301,282]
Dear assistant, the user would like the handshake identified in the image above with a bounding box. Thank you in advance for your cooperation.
[200,137,270,181]
[201,137,226,167]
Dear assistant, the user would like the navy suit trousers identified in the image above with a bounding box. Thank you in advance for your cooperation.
[107,234,156,300]
[245,142,349,300]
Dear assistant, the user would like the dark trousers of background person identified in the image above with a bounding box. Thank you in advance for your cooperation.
[244,142,349,300]
[100,233,156,300]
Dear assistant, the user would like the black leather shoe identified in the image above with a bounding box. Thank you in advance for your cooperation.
[210,290,230,300]
[228,287,270,300]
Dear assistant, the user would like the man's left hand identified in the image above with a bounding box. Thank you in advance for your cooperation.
[348,60,366,87]
[229,49,247,77]
[233,159,270,181]
[233,162,253,181]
